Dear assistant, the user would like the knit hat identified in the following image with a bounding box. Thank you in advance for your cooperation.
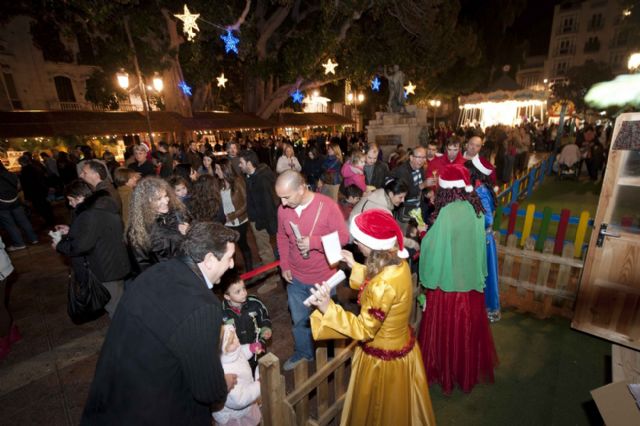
[438,163,473,192]
[350,209,409,258]
[472,155,497,184]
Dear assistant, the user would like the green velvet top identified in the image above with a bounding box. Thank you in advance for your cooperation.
[419,200,488,293]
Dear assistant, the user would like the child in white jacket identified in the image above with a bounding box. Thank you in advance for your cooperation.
[213,325,262,426]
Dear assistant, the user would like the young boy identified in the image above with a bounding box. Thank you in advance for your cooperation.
[220,270,272,373]
[339,184,363,220]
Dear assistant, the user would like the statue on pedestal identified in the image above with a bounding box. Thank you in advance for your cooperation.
[384,65,407,114]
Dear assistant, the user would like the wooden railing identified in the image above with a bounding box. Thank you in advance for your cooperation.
[258,341,357,426]
[495,154,555,208]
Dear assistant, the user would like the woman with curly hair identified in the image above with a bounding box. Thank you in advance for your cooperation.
[127,176,189,275]
[214,159,253,271]
[418,163,498,395]
[189,174,225,224]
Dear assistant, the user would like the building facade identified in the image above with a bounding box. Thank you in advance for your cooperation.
[543,0,636,84]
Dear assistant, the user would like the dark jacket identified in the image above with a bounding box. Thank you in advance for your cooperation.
[130,211,185,275]
[390,161,424,202]
[95,180,122,214]
[155,151,174,178]
[364,161,390,189]
[128,160,156,177]
[245,164,278,235]
[19,164,49,201]
[222,296,271,347]
[56,190,130,283]
[0,168,20,210]
[81,258,227,425]
[302,156,324,188]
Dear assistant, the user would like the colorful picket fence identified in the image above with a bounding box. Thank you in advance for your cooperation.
[496,154,556,207]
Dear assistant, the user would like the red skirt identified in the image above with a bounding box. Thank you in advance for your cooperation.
[418,288,498,395]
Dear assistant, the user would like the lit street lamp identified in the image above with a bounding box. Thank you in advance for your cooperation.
[429,99,441,128]
[152,72,164,92]
[346,91,365,131]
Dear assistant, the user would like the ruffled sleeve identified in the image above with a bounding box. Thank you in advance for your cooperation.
[311,278,396,342]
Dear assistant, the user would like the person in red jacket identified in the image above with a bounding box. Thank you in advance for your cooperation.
[425,137,466,190]
[275,170,349,371]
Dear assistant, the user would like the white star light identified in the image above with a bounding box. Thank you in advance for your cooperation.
[174,5,200,42]
[404,81,416,95]
[322,59,338,75]
[216,73,228,88]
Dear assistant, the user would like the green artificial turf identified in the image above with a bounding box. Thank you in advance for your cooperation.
[429,310,610,426]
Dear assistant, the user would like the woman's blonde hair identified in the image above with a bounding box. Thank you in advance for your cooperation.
[329,143,343,163]
[350,150,365,165]
[365,247,402,279]
[126,176,186,250]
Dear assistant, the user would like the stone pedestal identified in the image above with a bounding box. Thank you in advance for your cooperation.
[366,105,429,159]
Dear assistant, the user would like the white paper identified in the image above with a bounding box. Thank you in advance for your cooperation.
[321,231,343,265]
[289,221,302,240]
[303,270,346,307]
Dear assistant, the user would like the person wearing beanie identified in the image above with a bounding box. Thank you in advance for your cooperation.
[418,163,498,395]
[307,209,436,426]
[466,155,501,322]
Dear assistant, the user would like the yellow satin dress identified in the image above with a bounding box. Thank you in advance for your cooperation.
[310,261,436,426]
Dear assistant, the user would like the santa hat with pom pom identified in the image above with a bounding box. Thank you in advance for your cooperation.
[350,209,409,258]
[472,155,497,185]
[438,164,473,192]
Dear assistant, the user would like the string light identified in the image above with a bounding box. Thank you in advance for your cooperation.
[174,5,200,42]
[220,29,239,54]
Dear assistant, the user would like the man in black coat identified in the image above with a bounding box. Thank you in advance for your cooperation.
[390,145,428,220]
[82,222,239,425]
[238,150,277,261]
[364,143,389,189]
[18,155,54,226]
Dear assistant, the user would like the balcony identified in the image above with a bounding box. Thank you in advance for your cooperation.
[47,101,143,112]
[553,46,576,57]
[584,39,601,53]
[556,24,579,35]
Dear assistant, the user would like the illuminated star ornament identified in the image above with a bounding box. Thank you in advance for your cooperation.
[174,5,200,42]
[220,29,239,54]
[216,73,228,88]
[404,81,416,96]
[371,76,381,92]
[322,59,338,75]
[178,81,192,96]
[291,89,304,104]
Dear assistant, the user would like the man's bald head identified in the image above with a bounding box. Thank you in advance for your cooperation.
[275,170,308,208]
[466,136,483,158]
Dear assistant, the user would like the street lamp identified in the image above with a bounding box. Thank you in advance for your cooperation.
[152,72,164,92]
[116,69,130,89]
[346,91,365,131]
[628,53,640,73]
[429,99,441,128]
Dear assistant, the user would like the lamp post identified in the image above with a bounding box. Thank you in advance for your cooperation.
[346,91,365,131]
[121,16,163,147]
[429,99,441,128]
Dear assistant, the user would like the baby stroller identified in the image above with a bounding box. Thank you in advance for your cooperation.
[558,160,581,180]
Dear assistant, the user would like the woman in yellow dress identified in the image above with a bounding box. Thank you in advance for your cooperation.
[308,209,436,426]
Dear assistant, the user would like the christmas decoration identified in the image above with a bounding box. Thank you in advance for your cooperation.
[216,73,228,88]
[371,76,381,92]
[220,29,239,54]
[404,81,416,95]
[291,89,304,104]
[174,5,200,42]
[322,59,338,75]
[178,81,192,96]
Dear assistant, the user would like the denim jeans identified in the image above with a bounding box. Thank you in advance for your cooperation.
[0,206,38,246]
[287,278,315,360]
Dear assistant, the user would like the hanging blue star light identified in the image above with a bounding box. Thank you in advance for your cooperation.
[371,76,381,92]
[178,81,192,96]
[291,89,304,104]
[220,29,239,54]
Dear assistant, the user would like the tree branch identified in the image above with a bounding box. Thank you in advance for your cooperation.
[256,3,293,60]
[229,0,251,31]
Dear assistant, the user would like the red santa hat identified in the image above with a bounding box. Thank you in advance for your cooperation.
[438,164,473,192]
[472,155,497,184]
[350,209,409,258]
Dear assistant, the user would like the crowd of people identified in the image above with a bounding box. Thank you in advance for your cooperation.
[0,118,608,425]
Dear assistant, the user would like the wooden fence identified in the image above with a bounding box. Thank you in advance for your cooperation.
[496,154,555,207]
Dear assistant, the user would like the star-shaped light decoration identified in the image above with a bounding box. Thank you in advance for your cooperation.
[178,81,192,96]
[371,76,381,92]
[291,89,304,104]
[216,73,228,88]
[220,29,239,54]
[174,5,200,42]
[322,59,338,75]
[404,81,416,96]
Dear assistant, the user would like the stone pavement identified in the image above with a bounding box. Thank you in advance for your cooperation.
[0,230,297,425]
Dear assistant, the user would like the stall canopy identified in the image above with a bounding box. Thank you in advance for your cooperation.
[458,74,548,128]
[185,112,275,130]
[271,112,354,127]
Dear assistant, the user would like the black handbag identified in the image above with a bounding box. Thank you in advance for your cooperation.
[67,258,111,324]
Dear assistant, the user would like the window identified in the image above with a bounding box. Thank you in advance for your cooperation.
[54,76,76,102]
[558,39,573,55]
[561,16,577,33]
[584,36,600,53]
[615,29,629,47]
[554,61,568,76]
[589,13,604,30]
[610,52,624,68]
[1,69,22,109]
